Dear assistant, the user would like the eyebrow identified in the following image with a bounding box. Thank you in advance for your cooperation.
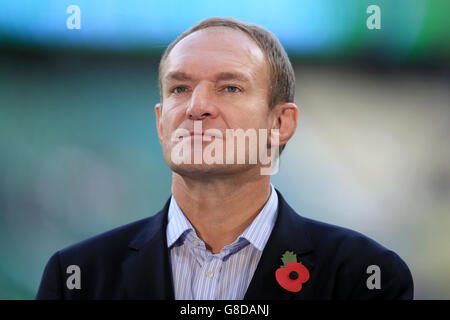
[164,71,250,83]
[215,72,250,83]
[165,71,192,82]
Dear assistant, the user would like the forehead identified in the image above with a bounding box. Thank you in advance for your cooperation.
[163,27,269,82]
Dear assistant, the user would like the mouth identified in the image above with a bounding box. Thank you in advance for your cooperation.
[189,131,206,137]
[177,130,222,139]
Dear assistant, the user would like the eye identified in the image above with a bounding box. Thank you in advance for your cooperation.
[172,86,187,94]
[225,86,241,93]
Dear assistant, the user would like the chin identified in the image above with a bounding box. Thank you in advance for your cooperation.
[169,162,254,179]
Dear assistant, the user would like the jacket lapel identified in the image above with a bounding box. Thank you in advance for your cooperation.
[120,190,315,300]
[121,198,175,299]
[244,189,316,300]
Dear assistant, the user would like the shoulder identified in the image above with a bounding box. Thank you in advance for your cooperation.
[298,215,414,299]
[300,216,389,256]
[57,211,165,263]
[36,211,166,299]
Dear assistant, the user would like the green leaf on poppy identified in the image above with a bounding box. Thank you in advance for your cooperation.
[281,251,297,267]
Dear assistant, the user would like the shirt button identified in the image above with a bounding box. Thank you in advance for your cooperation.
[206,271,214,278]
[192,239,200,246]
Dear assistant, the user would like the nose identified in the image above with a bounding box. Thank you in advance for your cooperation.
[186,83,219,120]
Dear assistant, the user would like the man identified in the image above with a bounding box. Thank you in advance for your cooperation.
[36,17,413,300]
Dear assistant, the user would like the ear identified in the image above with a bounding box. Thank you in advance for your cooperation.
[155,103,163,144]
[269,102,298,147]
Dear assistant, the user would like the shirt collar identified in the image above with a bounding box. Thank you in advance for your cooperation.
[166,184,279,252]
[166,194,193,249]
[239,184,278,251]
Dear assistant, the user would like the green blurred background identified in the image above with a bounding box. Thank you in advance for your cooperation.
[0,0,449,299]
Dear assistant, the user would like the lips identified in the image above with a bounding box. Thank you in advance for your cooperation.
[189,131,208,137]
[178,130,223,139]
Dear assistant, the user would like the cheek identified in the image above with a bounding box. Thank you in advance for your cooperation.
[160,115,189,152]
[230,108,268,130]
[222,96,265,125]
[161,108,183,134]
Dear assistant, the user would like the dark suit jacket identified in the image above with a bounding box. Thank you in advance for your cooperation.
[36,189,413,299]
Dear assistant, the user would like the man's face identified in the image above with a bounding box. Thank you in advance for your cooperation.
[156,27,276,177]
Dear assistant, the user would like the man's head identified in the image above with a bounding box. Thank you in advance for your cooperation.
[155,17,298,177]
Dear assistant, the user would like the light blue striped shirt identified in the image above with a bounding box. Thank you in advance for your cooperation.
[166,184,278,300]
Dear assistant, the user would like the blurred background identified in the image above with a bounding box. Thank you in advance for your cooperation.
[0,0,449,299]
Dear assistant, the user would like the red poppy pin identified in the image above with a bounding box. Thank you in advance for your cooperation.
[275,251,310,292]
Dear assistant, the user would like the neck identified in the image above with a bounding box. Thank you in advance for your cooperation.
[171,171,271,254]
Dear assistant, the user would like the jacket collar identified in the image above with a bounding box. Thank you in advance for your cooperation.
[121,189,316,300]
[121,197,175,299]
[244,189,315,300]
